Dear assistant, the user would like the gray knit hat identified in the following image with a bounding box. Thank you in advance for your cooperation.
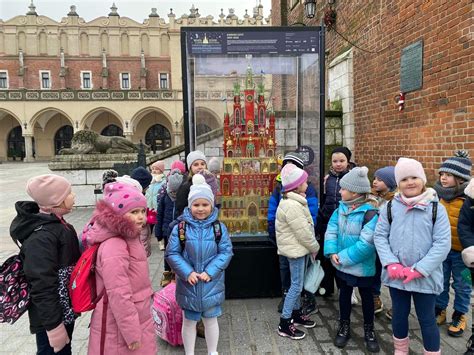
[439,150,472,182]
[167,169,184,194]
[186,150,207,169]
[339,166,371,193]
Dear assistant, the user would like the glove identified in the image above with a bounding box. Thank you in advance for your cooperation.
[387,263,405,279]
[146,209,157,225]
[402,267,423,284]
[46,323,70,353]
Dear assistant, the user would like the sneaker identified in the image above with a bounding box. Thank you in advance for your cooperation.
[160,271,174,287]
[292,309,316,328]
[159,240,165,251]
[301,292,319,316]
[277,290,287,313]
[448,311,466,337]
[278,317,306,340]
[364,323,380,353]
[334,320,351,348]
[465,334,474,355]
[351,290,359,305]
[374,295,383,314]
[385,308,393,320]
[435,307,446,325]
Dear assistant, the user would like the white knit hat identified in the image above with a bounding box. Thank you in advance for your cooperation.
[188,174,214,207]
[186,150,207,169]
[395,157,427,185]
[115,175,142,191]
[280,163,308,192]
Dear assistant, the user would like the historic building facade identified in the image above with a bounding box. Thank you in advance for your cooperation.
[0,2,270,161]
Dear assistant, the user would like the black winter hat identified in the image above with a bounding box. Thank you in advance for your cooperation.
[331,146,352,162]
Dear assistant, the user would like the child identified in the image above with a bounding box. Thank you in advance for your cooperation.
[267,152,319,315]
[324,167,380,352]
[371,166,397,316]
[317,146,354,298]
[374,158,451,355]
[275,163,319,340]
[10,174,81,354]
[434,151,472,336]
[146,161,166,249]
[131,167,154,257]
[166,175,233,355]
[155,168,184,286]
[85,181,156,355]
[175,150,207,217]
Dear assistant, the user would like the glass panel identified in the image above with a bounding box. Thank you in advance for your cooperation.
[41,72,50,88]
[82,72,91,88]
[121,73,129,89]
[0,72,7,88]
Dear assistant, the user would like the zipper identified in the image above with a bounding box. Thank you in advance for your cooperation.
[198,223,203,310]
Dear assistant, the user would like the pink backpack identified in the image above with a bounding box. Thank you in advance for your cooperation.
[152,282,183,346]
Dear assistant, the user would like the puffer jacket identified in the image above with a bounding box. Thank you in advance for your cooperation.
[165,207,233,312]
[85,201,156,355]
[9,201,81,334]
[155,192,178,241]
[275,192,320,258]
[459,179,474,249]
[374,191,451,295]
[145,174,166,211]
[440,197,465,251]
[323,201,378,277]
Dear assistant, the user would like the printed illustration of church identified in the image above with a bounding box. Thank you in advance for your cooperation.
[218,66,279,236]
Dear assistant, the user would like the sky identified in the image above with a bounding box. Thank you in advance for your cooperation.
[0,0,272,23]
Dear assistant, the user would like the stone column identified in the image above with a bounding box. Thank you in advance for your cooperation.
[124,132,133,141]
[23,134,35,162]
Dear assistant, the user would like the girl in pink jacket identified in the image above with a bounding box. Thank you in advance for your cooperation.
[86,182,157,354]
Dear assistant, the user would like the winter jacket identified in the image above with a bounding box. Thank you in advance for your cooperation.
[155,192,178,241]
[324,201,379,277]
[440,197,465,251]
[374,192,451,295]
[9,201,81,334]
[175,175,192,217]
[165,207,233,312]
[85,201,156,355]
[320,165,354,222]
[145,174,166,211]
[459,180,474,249]
[267,181,318,241]
[275,192,320,259]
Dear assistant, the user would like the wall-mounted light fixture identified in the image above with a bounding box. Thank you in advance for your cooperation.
[304,0,316,19]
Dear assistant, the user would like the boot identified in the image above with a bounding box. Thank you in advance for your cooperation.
[277,317,305,340]
[301,291,318,316]
[364,323,380,353]
[465,334,474,355]
[334,320,351,348]
[277,290,288,313]
[393,336,409,355]
[423,349,441,355]
[292,309,316,328]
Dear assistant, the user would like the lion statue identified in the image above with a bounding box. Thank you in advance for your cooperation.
[59,130,141,155]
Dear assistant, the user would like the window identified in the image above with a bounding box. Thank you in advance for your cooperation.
[0,71,8,89]
[120,72,130,89]
[159,73,169,89]
[40,71,51,89]
[81,71,92,89]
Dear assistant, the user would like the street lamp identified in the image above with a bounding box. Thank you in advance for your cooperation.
[304,0,316,19]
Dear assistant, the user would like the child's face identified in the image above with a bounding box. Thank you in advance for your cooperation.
[190,198,212,220]
[61,192,76,210]
[124,207,146,228]
[191,160,206,175]
[151,166,163,175]
[399,177,424,197]
[373,177,389,193]
[331,153,349,173]
[340,188,361,201]
[439,172,457,188]
[295,181,308,194]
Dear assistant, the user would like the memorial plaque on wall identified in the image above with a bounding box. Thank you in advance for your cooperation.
[400,40,423,93]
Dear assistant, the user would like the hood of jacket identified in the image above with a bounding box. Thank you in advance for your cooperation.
[465,179,474,199]
[10,201,62,244]
[181,205,219,227]
[86,200,141,245]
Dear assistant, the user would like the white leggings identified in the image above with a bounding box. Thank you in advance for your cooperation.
[182,315,219,355]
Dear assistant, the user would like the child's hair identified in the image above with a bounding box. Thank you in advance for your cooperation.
[439,150,472,183]
[280,163,308,192]
[102,182,146,215]
[26,174,71,210]
[339,166,372,194]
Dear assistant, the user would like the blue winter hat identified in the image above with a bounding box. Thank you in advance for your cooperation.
[374,166,397,191]
[130,167,152,190]
[439,150,472,182]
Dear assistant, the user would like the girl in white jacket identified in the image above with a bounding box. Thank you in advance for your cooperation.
[276,163,320,340]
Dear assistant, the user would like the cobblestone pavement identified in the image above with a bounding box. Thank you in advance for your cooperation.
[0,162,470,354]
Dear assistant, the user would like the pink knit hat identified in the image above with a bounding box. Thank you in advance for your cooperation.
[281,163,308,192]
[170,160,186,174]
[394,157,427,185]
[102,182,146,215]
[26,174,71,209]
[151,160,165,173]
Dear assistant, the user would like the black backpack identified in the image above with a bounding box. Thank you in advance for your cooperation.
[386,200,438,225]
[178,220,222,251]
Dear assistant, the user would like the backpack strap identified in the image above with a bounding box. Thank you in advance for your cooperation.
[362,210,378,227]
[432,201,438,225]
[212,221,222,244]
[387,200,393,225]
[178,221,186,251]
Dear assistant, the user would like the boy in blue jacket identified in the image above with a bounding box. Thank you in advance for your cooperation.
[267,152,319,314]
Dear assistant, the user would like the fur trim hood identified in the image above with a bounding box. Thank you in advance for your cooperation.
[465,179,474,199]
[86,200,141,245]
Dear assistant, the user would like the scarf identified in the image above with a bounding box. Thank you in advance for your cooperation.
[152,173,165,183]
[433,181,468,202]
[398,187,437,208]
[342,195,367,212]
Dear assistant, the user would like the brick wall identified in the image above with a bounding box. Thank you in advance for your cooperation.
[276,0,473,182]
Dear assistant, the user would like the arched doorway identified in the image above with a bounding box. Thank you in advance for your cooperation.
[7,126,25,161]
[54,125,73,154]
[101,124,123,136]
[145,124,171,152]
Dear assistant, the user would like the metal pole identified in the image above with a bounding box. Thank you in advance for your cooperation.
[319,22,326,202]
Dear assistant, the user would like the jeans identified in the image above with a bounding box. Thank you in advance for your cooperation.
[372,253,382,296]
[390,287,439,351]
[36,323,75,355]
[338,276,374,324]
[281,256,305,319]
[279,255,290,291]
[436,250,471,314]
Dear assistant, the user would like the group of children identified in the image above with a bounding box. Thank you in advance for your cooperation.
[8,145,474,355]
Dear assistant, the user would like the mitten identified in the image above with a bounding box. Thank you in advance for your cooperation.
[46,323,70,353]
[402,267,423,284]
[146,208,157,225]
[387,263,404,279]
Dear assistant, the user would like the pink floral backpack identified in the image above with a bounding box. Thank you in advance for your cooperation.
[152,282,183,346]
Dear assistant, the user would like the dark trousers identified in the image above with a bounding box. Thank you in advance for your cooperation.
[35,323,75,355]
[279,255,291,291]
[338,276,374,324]
[389,287,439,352]
[372,254,382,296]
[164,235,171,272]
[316,223,337,296]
